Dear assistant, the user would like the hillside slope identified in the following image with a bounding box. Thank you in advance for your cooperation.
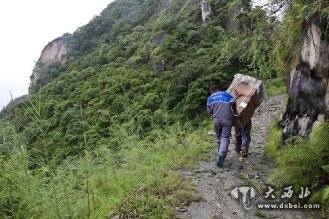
[0,0,295,218]
[0,0,280,160]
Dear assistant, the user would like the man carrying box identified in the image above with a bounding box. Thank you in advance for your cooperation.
[207,85,237,167]
[226,73,265,158]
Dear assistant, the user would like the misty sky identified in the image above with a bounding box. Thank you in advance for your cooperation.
[0,0,114,109]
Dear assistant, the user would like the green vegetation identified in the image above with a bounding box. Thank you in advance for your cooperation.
[265,120,282,157]
[264,0,329,216]
[1,0,283,161]
[266,123,329,215]
[4,0,327,217]
[0,120,212,218]
[273,0,305,71]
[266,77,286,96]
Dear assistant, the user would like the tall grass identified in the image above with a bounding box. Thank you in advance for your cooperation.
[265,121,282,157]
[266,122,329,216]
[0,92,215,218]
[0,118,212,218]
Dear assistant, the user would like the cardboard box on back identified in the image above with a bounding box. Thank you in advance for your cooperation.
[227,74,265,128]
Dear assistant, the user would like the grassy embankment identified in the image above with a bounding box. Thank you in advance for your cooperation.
[0,118,215,218]
[266,121,329,216]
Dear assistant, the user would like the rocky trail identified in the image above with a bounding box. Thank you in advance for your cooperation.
[178,95,324,219]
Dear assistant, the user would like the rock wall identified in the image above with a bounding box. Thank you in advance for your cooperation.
[150,33,168,74]
[283,15,329,137]
[29,37,72,92]
[201,0,211,26]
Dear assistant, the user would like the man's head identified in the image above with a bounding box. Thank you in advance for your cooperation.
[210,85,219,94]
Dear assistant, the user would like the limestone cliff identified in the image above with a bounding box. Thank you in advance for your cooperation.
[201,0,211,26]
[283,14,329,137]
[29,35,72,92]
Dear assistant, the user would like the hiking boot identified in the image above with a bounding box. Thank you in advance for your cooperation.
[242,148,248,158]
[217,155,226,167]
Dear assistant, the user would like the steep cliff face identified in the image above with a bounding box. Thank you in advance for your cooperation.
[29,36,72,92]
[150,33,168,73]
[283,15,329,137]
[201,0,211,26]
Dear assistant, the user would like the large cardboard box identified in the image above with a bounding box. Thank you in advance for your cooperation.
[227,74,265,128]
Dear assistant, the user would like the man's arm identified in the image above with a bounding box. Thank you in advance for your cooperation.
[231,102,237,115]
[227,92,237,115]
[207,104,213,116]
[207,96,213,116]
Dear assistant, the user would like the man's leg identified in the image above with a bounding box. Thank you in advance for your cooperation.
[213,118,222,155]
[235,127,242,153]
[242,120,252,157]
[220,119,232,156]
[217,119,232,167]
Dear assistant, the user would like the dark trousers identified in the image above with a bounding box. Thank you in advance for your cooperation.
[213,118,232,156]
[235,120,252,151]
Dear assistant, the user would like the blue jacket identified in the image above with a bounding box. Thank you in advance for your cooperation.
[207,91,235,120]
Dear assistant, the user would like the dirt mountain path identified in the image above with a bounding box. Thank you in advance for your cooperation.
[178,94,323,219]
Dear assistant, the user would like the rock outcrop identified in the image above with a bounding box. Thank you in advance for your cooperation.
[150,33,168,74]
[201,0,211,26]
[283,14,329,137]
[29,36,72,92]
